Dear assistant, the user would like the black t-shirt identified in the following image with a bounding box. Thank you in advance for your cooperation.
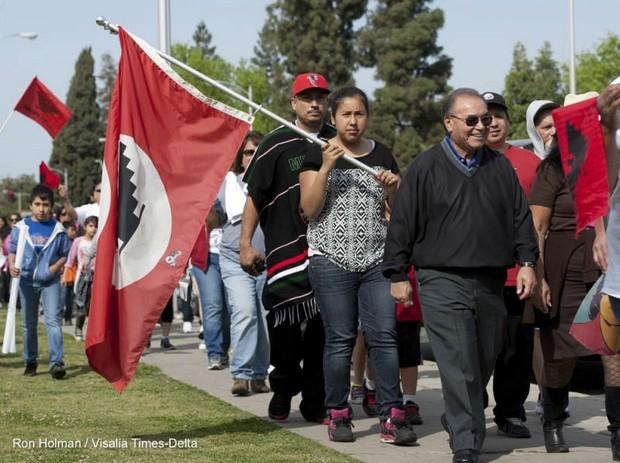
[301,140,399,271]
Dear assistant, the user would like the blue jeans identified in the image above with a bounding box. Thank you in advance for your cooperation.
[20,279,63,367]
[191,253,230,360]
[308,256,401,419]
[220,253,269,380]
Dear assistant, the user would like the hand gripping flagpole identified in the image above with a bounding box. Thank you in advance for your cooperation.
[95,17,379,177]
[2,225,27,354]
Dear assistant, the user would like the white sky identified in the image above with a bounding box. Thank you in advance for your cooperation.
[0,0,618,177]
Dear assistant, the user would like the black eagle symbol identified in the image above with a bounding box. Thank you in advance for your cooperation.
[565,121,587,192]
[117,141,145,253]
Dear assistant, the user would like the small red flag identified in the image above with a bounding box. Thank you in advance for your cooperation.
[553,97,609,235]
[85,28,252,392]
[39,162,61,190]
[14,77,72,138]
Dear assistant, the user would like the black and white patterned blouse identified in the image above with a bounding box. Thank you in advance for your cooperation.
[301,141,399,272]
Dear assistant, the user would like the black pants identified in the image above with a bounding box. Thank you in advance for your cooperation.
[492,287,534,422]
[418,268,506,453]
[267,311,325,406]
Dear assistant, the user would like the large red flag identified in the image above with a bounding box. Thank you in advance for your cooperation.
[553,98,609,235]
[85,27,252,392]
[39,161,61,190]
[14,77,72,138]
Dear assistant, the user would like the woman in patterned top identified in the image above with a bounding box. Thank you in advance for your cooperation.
[299,86,416,446]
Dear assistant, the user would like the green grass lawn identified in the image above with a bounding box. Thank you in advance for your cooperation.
[0,309,357,463]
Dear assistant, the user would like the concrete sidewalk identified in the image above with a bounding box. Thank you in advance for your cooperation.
[106,320,614,463]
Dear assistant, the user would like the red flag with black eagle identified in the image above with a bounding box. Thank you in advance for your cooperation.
[85,27,252,392]
[39,161,61,189]
[552,98,608,235]
[14,77,72,138]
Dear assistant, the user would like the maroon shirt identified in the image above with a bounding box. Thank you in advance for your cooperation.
[503,145,540,286]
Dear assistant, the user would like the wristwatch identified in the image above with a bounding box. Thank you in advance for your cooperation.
[521,261,536,268]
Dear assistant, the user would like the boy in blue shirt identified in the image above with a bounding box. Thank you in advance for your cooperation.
[9,184,71,379]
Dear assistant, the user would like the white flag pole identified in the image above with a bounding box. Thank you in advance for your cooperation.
[0,110,15,137]
[2,225,27,354]
[95,17,379,177]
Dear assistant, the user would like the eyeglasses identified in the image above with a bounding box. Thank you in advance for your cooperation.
[242,149,255,157]
[9,217,18,222]
[448,114,493,127]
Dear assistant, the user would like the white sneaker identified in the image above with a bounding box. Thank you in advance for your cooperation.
[182,321,192,333]
[198,342,206,350]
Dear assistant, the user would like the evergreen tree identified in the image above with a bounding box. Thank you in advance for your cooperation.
[253,0,367,118]
[192,21,217,59]
[357,0,452,167]
[50,48,103,205]
[97,52,117,128]
[503,41,562,139]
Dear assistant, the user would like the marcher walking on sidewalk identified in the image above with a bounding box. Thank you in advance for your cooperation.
[383,88,538,463]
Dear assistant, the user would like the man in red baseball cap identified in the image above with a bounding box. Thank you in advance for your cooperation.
[239,73,334,423]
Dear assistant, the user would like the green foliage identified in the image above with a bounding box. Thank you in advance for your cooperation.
[50,48,104,205]
[171,44,274,135]
[570,33,620,93]
[97,52,118,129]
[503,41,562,139]
[0,174,37,216]
[253,0,367,117]
[192,20,217,59]
[357,0,452,167]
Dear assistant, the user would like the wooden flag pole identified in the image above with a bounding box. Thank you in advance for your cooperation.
[95,17,379,177]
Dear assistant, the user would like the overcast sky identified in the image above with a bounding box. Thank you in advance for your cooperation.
[0,0,618,177]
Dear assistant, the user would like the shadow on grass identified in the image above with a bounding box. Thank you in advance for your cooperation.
[133,417,281,441]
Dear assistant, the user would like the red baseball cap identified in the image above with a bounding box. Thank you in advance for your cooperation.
[291,72,330,97]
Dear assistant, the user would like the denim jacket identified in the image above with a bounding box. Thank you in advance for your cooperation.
[10,219,70,285]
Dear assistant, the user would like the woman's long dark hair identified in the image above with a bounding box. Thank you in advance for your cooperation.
[231,130,263,175]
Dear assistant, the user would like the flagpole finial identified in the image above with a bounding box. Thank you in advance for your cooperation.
[96,17,119,35]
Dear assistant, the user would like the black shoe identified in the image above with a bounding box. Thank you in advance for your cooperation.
[452,449,479,463]
[23,363,37,376]
[300,399,326,423]
[268,393,292,420]
[160,337,176,350]
[49,363,66,380]
[543,422,569,453]
[612,429,620,461]
[496,418,531,438]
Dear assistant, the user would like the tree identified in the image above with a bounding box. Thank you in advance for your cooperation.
[50,48,103,205]
[192,21,217,59]
[357,0,452,166]
[503,41,562,139]
[253,0,367,117]
[97,52,117,128]
[0,174,37,216]
[172,45,275,136]
[571,33,620,93]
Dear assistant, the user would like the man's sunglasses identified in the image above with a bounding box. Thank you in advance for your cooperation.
[448,114,493,127]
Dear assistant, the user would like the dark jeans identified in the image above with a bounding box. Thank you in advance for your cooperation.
[492,286,534,422]
[308,256,401,419]
[267,311,325,405]
[417,268,506,452]
[62,283,74,321]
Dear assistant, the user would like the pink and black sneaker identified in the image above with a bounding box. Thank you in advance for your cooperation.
[380,407,418,445]
[328,407,355,442]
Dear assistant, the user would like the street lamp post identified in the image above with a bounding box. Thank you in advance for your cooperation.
[0,32,38,41]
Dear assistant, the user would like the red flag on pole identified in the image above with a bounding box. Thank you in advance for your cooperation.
[14,77,72,138]
[552,98,609,235]
[85,27,252,392]
[39,162,61,190]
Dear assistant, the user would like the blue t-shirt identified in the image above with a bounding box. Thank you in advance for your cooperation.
[25,217,56,253]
